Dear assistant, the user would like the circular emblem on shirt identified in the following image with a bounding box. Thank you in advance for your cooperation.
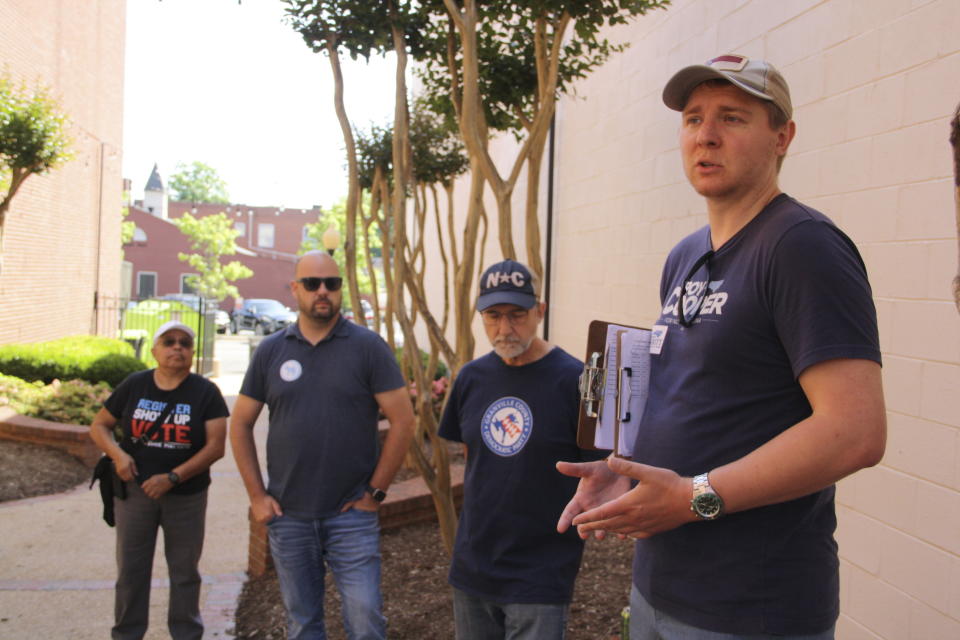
[480,397,533,457]
[279,359,302,382]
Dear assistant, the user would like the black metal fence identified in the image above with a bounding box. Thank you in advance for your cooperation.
[93,293,217,376]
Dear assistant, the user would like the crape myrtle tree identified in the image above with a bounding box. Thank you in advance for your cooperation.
[283,0,423,330]
[174,211,253,302]
[0,73,72,272]
[356,123,394,340]
[285,0,472,553]
[169,160,230,204]
[283,0,671,553]
[419,0,670,280]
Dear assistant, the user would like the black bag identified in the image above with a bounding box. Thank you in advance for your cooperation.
[90,456,125,527]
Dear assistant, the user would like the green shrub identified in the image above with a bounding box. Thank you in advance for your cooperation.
[0,373,110,425]
[0,335,145,388]
[87,353,149,388]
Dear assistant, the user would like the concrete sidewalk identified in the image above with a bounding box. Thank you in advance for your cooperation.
[0,366,265,639]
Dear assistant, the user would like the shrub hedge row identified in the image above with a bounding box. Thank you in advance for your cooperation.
[0,373,111,424]
[0,335,147,388]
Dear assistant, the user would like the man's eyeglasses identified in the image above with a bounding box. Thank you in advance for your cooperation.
[160,336,194,349]
[678,250,714,328]
[297,276,343,292]
[480,308,530,326]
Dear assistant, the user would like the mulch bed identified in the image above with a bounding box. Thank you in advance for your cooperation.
[0,440,89,502]
[234,518,634,639]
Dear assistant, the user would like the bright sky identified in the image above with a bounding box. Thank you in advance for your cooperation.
[123,0,396,210]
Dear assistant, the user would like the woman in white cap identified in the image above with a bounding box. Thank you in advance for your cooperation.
[90,320,229,640]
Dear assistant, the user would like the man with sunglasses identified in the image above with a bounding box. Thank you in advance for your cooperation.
[230,250,414,640]
[558,55,886,639]
[90,321,230,640]
[439,259,607,639]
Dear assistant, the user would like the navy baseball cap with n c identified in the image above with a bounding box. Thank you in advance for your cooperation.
[477,259,538,311]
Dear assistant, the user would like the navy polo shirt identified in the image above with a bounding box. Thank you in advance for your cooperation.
[240,317,406,518]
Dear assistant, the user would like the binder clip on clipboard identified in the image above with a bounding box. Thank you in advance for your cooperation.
[577,320,653,458]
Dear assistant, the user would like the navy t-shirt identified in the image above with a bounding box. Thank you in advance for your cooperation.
[633,194,880,635]
[240,318,406,518]
[104,370,229,495]
[439,347,608,604]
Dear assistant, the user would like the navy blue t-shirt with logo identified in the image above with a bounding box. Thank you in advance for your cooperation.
[104,370,229,495]
[633,194,881,635]
[439,347,607,604]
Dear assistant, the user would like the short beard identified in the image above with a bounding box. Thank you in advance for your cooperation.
[493,335,533,361]
[301,297,340,323]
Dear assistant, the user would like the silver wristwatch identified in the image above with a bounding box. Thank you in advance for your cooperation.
[690,472,724,520]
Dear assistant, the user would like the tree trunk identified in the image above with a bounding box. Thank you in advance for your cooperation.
[951,102,960,314]
[389,15,458,554]
[524,143,545,280]
[325,39,365,327]
[360,193,382,334]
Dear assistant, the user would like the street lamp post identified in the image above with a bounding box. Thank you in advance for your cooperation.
[322,224,341,256]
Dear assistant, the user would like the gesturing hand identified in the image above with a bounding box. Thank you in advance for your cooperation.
[556,459,632,540]
[570,457,696,539]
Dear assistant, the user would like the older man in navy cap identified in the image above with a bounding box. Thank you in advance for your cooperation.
[439,259,607,639]
[558,55,886,639]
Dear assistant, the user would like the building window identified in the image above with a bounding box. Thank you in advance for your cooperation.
[234,221,246,237]
[301,225,311,243]
[258,223,275,248]
[133,227,147,243]
[137,272,157,299]
[180,274,197,295]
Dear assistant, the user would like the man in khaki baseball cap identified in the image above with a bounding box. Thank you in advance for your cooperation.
[558,54,886,639]
[662,53,792,121]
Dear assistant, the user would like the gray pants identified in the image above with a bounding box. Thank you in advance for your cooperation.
[112,481,208,640]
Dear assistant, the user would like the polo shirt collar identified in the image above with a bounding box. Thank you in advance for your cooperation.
[283,315,352,344]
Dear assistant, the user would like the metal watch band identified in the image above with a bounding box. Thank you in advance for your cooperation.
[691,472,724,520]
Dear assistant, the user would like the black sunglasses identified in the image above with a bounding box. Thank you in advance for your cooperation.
[160,336,194,349]
[297,276,343,292]
[678,250,714,328]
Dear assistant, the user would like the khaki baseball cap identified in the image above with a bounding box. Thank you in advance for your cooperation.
[662,54,792,121]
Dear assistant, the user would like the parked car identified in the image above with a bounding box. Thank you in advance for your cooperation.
[231,298,297,335]
[157,293,230,334]
[343,299,375,324]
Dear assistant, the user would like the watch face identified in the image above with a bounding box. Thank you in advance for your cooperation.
[693,493,722,519]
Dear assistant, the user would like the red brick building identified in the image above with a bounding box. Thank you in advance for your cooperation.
[0,0,126,344]
[124,166,326,310]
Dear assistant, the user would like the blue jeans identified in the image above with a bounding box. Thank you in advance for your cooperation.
[453,587,569,639]
[267,508,385,640]
[629,585,836,640]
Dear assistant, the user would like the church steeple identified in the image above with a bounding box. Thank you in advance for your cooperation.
[143,163,168,218]
[145,163,164,192]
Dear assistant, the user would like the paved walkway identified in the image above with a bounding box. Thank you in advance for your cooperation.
[0,363,265,639]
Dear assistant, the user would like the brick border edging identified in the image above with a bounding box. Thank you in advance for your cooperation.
[247,464,465,577]
[0,408,100,468]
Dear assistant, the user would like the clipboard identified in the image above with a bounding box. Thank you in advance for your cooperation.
[577,320,652,458]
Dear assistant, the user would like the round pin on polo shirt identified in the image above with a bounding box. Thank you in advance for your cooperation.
[280,359,303,381]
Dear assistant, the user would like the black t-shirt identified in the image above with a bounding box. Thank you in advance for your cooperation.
[104,370,230,494]
[439,348,608,604]
[632,194,881,635]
